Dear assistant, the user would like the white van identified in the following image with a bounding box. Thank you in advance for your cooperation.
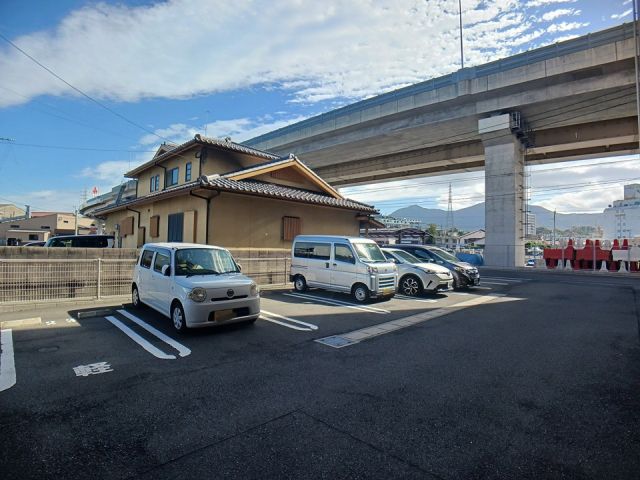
[290,235,397,303]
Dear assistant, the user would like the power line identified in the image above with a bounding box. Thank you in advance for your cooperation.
[0,31,168,142]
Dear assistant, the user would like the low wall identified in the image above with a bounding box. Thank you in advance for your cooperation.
[0,247,291,305]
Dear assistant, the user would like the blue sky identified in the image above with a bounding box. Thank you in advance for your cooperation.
[0,0,635,215]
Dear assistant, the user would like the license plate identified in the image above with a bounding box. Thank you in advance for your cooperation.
[382,287,395,294]
[214,309,235,322]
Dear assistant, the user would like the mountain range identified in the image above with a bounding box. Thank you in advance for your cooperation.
[389,203,603,231]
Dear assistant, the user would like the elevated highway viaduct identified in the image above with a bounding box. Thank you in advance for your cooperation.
[246,22,639,267]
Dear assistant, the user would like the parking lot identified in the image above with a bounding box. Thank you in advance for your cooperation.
[1,269,639,479]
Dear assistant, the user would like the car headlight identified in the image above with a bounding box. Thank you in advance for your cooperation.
[420,268,435,274]
[454,266,465,273]
[367,266,378,274]
[188,287,207,302]
[250,283,259,296]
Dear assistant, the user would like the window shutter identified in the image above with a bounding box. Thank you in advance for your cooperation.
[282,216,301,241]
[121,216,134,236]
[137,227,146,247]
[150,216,160,237]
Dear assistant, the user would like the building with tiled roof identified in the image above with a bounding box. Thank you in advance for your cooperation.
[95,134,378,249]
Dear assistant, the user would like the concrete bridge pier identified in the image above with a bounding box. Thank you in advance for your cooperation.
[480,115,525,268]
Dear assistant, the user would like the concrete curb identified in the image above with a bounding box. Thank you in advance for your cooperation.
[76,307,121,319]
[1,317,42,328]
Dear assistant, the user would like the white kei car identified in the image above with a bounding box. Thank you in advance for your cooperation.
[381,247,454,296]
[131,243,260,332]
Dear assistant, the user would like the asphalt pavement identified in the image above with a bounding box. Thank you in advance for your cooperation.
[0,269,639,479]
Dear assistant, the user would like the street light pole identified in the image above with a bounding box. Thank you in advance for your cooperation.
[553,209,556,246]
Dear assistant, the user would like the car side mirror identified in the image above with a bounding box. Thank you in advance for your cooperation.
[237,264,242,272]
[162,264,171,276]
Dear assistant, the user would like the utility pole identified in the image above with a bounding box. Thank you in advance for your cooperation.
[553,209,556,246]
[633,0,640,149]
[458,0,464,69]
[75,207,79,235]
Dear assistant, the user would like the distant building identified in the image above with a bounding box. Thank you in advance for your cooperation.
[0,213,96,246]
[459,229,485,247]
[0,204,25,220]
[361,227,432,245]
[79,180,138,217]
[375,215,423,229]
[602,183,640,239]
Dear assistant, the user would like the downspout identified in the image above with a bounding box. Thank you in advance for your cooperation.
[190,190,219,245]
[158,165,167,190]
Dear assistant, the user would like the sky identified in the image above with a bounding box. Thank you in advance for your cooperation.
[0,0,636,216]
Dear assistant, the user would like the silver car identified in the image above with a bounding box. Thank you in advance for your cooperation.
[382,247,453,296]
[132,243,260,332]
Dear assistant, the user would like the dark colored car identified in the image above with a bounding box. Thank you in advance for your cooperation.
[44,234,115,248]
[22,241,46,246]
[393,245,480,289]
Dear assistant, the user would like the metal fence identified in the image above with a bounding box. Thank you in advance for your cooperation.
[0,257,291,304]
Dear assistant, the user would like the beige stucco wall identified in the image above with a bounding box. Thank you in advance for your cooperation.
[0,204,25,219]
[103,191,361,250]
[209,192,359,249]
[103,196,207,249]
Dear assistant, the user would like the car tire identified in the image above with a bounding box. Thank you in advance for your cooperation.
[171,302,188,333]
[293,275,308,292]
[399,275,423,296]
[352,283,370,303]
[132,285,142,308]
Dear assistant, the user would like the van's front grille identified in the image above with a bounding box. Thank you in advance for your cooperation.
[378,275,396,289]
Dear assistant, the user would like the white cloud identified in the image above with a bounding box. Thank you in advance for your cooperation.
[540,8,579,21]
[546,21,589,33]
[79,160,130,184]
[526,0,577,7]
[138,114,308,147]
[0,0,551,108]
[340,157,640,215]
[611,9,633,19]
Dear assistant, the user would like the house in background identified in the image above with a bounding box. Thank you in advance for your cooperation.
[0,212,96,245]
[459,229,485,247]
[0,204,25,221]
[93,135,378,249]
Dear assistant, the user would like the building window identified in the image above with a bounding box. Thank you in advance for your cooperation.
[150,174,160,192]
[166,168,179,187]
[28,234,38,240]
[282,216,301,241]
[185,162,192,182]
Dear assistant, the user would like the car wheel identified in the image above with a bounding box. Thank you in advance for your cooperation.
[352,284,370,303]
[293,275,308,292]
[171,302,187,333]
[132,285,142,308]
[400,275,423,296]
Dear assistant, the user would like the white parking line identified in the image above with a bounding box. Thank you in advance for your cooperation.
[117,310,191,358]
[261,310,318,331]
[0,329,16,392]
[394,294,438,303]
[106,316,176,360]
[480,281,509,286]
[316,294,505,348]
[284,293,390,314]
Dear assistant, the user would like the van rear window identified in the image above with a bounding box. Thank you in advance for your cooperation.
[294,242,330,260]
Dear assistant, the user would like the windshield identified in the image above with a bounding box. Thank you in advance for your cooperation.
[391,250,421,264]
[174,248,239,276]
[429,247,459,263]
[352,242,387,263]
